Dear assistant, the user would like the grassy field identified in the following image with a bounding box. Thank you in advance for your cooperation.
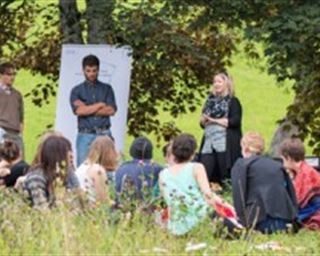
[0,189,320,255]
[10,50,320,255]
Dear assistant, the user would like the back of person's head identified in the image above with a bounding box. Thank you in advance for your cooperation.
[0,139,20,163]
[172,133,197,163]
[241,131,265,155]
[87,136,118,171]
[39,136,72,183]
[130,136,153,160]
[279,137,305,162]
[82,55,100,69]
[0,62,15,74]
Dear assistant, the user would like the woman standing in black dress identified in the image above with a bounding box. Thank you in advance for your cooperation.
[199,72,242,185]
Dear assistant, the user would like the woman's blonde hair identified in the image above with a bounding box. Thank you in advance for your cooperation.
[214,72,235,96]
[86,136,118,171]
[241,131,265,155]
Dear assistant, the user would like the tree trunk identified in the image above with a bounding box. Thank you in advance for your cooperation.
[59,0,83,43]
[85,0,115,44]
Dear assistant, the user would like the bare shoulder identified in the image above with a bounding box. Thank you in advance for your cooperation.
[192,162,206,176]
[192,162,205,170]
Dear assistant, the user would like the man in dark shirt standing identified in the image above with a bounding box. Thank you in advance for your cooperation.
[70,55,117,166]
[0,62,24,157]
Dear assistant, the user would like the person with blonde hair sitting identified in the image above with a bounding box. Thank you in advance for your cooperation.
[76,136,118,205]
[231,131,297,234]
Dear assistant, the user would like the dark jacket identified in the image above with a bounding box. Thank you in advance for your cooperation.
[1,160,29,187]
[231,155,298,227]
[199,96,242,170]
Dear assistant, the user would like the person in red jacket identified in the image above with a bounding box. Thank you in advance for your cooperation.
[280,138,320,230]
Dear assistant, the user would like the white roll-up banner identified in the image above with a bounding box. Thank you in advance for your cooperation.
[55,44,132,154]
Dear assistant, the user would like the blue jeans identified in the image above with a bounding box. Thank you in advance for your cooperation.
[76,130,112,167]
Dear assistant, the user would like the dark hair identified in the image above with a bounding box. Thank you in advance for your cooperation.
[129,136,153,160]
[162,143,171,158]
[0,139,20,162]
[36,136,72,189]
[0,62,15,74]
[82,55,100,69]
[172,133,197,163]
[279,138,305,162]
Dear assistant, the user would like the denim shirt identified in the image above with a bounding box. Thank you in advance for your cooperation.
[115,159,163,203]
[70,80,117,131]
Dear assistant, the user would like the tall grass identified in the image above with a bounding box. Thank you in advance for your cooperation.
[4,50,320,255]
[0,188,319,254]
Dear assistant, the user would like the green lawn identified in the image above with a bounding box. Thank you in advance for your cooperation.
[0,190,319,255]
[6,51,320,255]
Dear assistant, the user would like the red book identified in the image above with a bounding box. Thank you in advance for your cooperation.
[214,201,236,219]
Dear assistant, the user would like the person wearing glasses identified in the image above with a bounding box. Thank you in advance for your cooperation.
[0,62,24,158]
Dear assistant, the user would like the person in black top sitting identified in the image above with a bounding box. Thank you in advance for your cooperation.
[0,139,29,187]
[231,131,297,234]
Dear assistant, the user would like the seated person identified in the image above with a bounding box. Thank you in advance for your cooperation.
[159,133,224,236]
[0,139,29,187]
[76,136,118,206]
[115,137,163,205]
[280,138,320,230]
[231,132,297,234]
[32,130,79,190]
[24,136,74,209]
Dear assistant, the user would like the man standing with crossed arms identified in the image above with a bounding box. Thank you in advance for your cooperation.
[70,55,117,166]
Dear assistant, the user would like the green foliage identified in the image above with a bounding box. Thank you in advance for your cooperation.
[210,0,320,154]
[177,0,320,153]
[3,0,319,154]
[114,1,240,142]
[1,0,241,143]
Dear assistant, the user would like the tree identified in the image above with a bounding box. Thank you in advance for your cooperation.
[3,0,240,143]
[240,0,320,154]
[192,0,320,154]
[6,0,319,154]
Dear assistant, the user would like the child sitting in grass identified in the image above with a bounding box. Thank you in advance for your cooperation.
[280,138,320,230]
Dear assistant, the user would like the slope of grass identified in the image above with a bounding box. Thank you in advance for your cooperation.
[7,49,320,256]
